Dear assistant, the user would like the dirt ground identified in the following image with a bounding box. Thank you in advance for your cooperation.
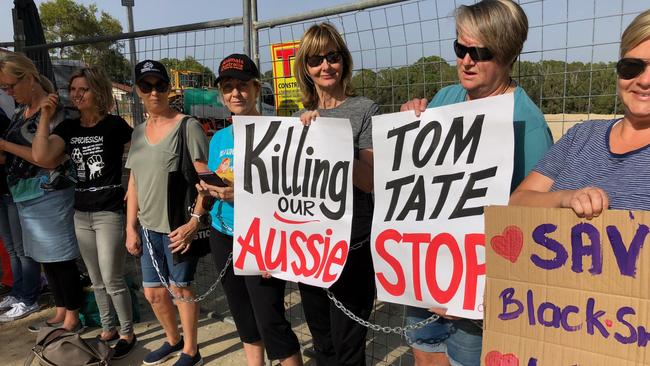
[1,291,314,366]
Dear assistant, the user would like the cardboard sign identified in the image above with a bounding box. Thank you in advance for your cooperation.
[484,206,650,366]
[271,41,303,116]
[370,94,515,318]
[232,115,354,288]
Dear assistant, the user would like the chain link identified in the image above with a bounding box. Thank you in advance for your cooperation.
[143,228,231,303]
[325,290,440,336]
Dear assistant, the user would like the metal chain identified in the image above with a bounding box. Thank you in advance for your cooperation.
[143,228,231,303]
[325,290,440,336]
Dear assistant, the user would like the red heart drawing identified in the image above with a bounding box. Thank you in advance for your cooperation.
[605,319,613,327]
[485,350,520,366]
[490,225,524,263]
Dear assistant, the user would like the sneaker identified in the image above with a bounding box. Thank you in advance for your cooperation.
[0,302,39,322]
[172,348,202,366]
[27,319,64,333]
[142,337,184,365]
[112,334,137,360]
[0,295,19,311]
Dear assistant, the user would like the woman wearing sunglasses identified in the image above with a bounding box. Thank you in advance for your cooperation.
[0,52,83,330]
[30,66,136,357]
[400,1,553,365]
[125,60,209,366]
[293,22,378,366]
[511,10,650,217]
[197,53,303,366]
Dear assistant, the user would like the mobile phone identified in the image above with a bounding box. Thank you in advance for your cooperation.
[198,172,228,187]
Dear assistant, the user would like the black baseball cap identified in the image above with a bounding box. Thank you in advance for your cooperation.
[135,60,170,84]
[216,54,260,84]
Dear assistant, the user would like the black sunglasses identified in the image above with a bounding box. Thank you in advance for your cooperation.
[616,58,650,80]
[306,51,343,68]
[137,80,169,93]
[453,40,494,62]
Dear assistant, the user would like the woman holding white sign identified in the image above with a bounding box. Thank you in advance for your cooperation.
[511,10,650,217]
[400,1,553,365]
[293,22,379,366]
[197,53,303,366]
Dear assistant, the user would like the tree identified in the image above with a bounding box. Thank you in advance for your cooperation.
[39,0,131,83]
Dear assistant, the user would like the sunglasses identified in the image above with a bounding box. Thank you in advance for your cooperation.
[616,58,650,80]
[453,40,494,62]
[137,80,169,93]
[306,51,343,68]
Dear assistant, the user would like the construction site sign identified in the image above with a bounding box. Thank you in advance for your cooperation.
[484,206,650,366]
[271,41,303,116]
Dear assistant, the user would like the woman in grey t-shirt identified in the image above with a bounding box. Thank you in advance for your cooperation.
[293,22,378,366]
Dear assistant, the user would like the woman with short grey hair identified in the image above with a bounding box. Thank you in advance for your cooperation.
[401,0,553,365]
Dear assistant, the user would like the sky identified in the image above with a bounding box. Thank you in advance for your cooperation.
[0,0,647,74]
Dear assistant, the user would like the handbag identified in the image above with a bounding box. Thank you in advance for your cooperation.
[167,116,211,264]
[24,327,112,366]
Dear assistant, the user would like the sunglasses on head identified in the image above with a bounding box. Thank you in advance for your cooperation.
[306,51,343,68]
[616,58,650,80]
[137,80,169,93]
[453,40,494,62]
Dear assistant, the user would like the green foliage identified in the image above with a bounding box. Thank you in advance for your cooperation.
[351,57,620,115]
[39,0,131,83]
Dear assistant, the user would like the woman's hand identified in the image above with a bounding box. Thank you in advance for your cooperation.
[168,219,200,254]
[299,110,319,126]
[199,180,234,202]
[560,186,609,219]
[40,94,58,120]
[400,98,428,117]
[125,227,142,256]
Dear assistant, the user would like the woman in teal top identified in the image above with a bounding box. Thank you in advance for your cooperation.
[400,1,553,365]
[198,54,302,366]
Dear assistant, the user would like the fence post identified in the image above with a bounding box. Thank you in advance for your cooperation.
[243,0,252,56]
[124,1,143,125]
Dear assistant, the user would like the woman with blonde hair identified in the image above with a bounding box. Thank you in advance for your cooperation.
[294,22,378,366]
[400,0,553,365]
[31,66,136,357]
[0,52,83,331]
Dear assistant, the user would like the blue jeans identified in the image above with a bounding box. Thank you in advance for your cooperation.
[140,229,197,288]
[405,306,482,366]
[0,194,40,305]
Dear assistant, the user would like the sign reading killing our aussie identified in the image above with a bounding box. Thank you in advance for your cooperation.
[271,41,303,116]
[232,115,354,288]
[370,94,515,318]
[483,206,650,366]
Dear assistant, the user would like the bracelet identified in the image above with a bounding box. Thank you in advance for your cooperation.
[190,213,201,223]
[33,134,49,138]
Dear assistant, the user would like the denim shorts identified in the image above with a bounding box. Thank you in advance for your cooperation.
[140,228,198,288]
[404,306,482,366]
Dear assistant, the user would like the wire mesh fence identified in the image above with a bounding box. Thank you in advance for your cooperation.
[4,0,647,364]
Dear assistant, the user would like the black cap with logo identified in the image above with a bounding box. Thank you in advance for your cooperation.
[134,60,170,84]
[216,54,260,84]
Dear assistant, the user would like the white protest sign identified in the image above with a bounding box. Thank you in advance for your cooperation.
[232,115,354,288]
[371,94,515,318]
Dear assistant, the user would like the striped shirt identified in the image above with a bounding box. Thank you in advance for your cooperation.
[534,118,650,211]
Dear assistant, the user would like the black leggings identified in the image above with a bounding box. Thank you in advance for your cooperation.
[42,259,83,311]
[210,227,300,360]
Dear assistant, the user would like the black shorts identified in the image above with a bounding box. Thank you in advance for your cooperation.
[209,227,300,360]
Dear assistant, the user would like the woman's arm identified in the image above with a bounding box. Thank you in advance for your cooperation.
[0,139,63,169]
[125,172,141,256]
[510,171,609,219]
[32,95,67,166]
